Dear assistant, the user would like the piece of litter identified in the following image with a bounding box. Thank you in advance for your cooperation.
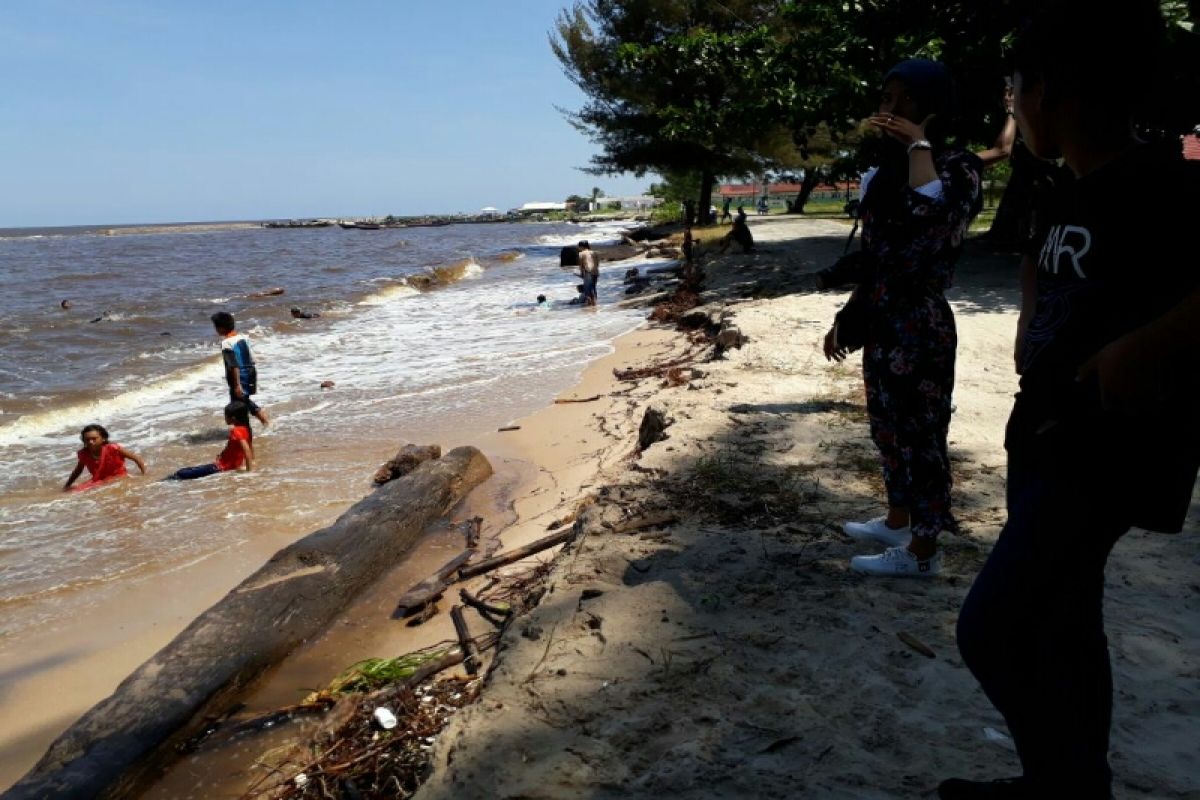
[294,773,308,788]
[373,707,398,730]
[983,727,1011,742]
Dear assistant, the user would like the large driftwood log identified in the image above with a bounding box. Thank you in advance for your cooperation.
[372,443,442,486]
[5,446,492,800]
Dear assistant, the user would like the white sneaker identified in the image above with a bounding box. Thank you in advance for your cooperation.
[843,516,911,548]
[850,546,941,578]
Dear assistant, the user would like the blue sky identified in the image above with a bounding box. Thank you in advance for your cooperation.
[0,1,653,227]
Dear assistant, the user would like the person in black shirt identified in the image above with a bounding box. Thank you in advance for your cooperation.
[939,3,1200,798]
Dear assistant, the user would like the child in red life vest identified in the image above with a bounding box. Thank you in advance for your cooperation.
[167,401,255,481]
[63,424,146,492]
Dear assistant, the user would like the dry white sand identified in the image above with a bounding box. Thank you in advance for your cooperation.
[407,216,1200,799]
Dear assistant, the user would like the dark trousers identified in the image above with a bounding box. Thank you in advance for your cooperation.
[862,333,955,540]
[169,463,220,481]
[956,433,1129,796]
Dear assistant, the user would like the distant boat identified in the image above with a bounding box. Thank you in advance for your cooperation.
[338,221,358,229]
[339,221,382,230]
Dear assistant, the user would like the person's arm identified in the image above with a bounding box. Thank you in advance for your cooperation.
[977,113,1017,168]
[1077,287,1200,413]
[63,462,84,491]
[119,446,147,475]
[227,364,245,398]
[1015,254,1037,371]
[240,439,255,472]
[222,347,245,399]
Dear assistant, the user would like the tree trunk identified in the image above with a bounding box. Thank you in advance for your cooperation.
[697,169,716,226]
[793,169,821,214]
[7,447,493,800]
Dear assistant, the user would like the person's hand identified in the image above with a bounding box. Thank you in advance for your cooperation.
[233,385,245,399]
[1076,325,1172,414]
[823,324,849,362]
[868,113,934,147]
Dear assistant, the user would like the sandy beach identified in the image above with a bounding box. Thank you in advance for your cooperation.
[11,216,1198,798]
[410,217,1200,799]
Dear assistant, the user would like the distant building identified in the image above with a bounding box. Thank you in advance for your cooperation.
[607,195,662,211]
[719,181,861,207]
[516,202,568,214]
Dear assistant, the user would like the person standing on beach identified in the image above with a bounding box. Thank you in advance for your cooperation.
[939,3,1199,798]
[211,311,269,427]
[818,58,983,577]
[577,241,599,307]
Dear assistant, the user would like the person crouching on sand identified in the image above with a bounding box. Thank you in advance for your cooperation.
[63,424,146,491]
[166,401,255,480]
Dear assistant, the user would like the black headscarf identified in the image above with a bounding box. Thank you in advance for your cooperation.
[862,59,956,223]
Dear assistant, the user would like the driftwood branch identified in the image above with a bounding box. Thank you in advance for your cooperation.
[613,344,707,382]
[457,526,578,581]
[457,516,482,548]
[391,550,474,619]
[553,395,602,404]
[459,589,512,621]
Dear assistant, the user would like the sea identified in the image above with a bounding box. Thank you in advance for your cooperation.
[0,218,648,649]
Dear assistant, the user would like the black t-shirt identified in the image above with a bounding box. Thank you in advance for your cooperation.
[1011,142,1200,532]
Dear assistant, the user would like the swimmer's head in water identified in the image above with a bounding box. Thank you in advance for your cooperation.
[537,295,547,304]
[80,424,110,450]
[211,311,235,334]
[60,299,72,309]
[290,307,303,317]
[224,400,251,430]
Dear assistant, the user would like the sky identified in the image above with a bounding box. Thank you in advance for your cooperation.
[0,1,654,227]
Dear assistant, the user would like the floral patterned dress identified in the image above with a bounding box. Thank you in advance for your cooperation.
[857,150,982,540]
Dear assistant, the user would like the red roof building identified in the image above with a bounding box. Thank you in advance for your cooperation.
[718,181,859,199]
[1183,134,1200,161]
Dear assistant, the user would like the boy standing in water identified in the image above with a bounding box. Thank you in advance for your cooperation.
[940,2,1199,797]
[577,241,599,307]
[211,311,269,427]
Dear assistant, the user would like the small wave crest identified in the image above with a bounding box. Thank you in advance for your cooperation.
[357,282,422,306]
[0,359,218,446]
[427,257,483,284]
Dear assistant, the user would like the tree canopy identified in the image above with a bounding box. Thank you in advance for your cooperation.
[553,0,1199,217]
